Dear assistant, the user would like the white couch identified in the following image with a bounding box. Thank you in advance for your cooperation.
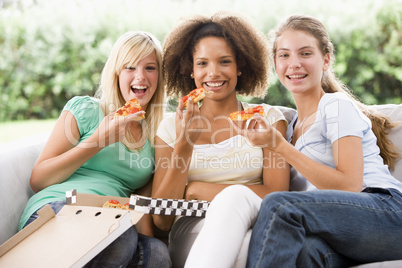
[0,104,401,267]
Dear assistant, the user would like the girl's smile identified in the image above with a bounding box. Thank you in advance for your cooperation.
[119,51,159,110]
[192,36,238,99]
[274,29,330,95]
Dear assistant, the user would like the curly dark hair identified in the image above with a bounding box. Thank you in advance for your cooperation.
[162,12,270,98]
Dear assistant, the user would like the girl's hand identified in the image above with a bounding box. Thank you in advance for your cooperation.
[93,111,145,147]
[233,113,285,152]
[175,97,203,147]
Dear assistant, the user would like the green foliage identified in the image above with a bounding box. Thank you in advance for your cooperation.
[334,2,402,105]
[0,0,401,121]
[0,2,111,120]
[0,0,168,121]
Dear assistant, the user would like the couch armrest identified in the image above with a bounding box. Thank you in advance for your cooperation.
[0,132,49,245]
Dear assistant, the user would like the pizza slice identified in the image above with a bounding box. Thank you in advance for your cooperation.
[182,87,213,108]
[122,203,132,210]
[103,199,122,209]
[229,105,265,121]
[115,97,145,120]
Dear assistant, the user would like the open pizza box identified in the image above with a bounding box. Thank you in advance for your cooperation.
[0,189,144,268]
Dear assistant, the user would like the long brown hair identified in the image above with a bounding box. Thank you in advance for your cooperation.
[270,15,399,169]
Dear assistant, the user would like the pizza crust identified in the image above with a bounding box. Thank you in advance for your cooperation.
[229,105,265,121]
[182,87,213,108]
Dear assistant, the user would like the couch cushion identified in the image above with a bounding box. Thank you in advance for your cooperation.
[372,104,402,182]
[0,132,49,245]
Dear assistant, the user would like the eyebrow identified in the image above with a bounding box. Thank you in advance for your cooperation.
[277,45,315,51]
[194,55,234,60]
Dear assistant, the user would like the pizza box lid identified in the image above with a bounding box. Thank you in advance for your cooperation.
[0,190,144,268]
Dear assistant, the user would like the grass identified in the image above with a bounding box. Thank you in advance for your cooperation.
[0,119,57,143]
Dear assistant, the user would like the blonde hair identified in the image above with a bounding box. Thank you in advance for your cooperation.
[95,31,164,148]
[163,11,270,98]
[270,15,399,169]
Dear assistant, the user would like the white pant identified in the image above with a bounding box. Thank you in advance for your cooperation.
[184,185,262,268]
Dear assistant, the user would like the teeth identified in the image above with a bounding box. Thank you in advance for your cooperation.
[131,85,147,89]
[206,82,224,87]
[289,75,306,79]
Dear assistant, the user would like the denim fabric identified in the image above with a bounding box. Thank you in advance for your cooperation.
[247,188,402,268]
[84,225,139,268]
[24,201,171,268]
[130,233,171,268]
[24,200,66,227]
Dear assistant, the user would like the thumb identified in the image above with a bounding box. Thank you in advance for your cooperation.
[253,114,270,130]
[230,119,247,137]
[176,99,185,119]
[178,98,185,111]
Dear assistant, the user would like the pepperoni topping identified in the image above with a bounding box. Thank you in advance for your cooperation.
[182,87,203,104]
[129,108,140,114]
[182,96,189,103]
[238,106,263,114]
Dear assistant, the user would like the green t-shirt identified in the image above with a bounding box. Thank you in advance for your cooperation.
[19,96,154,230]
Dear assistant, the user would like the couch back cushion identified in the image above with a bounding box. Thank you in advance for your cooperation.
[373,104,402,182]
[0,132,48,245]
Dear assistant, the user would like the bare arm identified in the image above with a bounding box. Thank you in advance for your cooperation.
[30,111,99,192]
[254,120,290,197]
[151,137,193,231]
[134,179,155,237]
[277,136,363,192]
[30,110,145,192]
[184,120,290,201]
[151,98,202,231]
[243,114,363,192]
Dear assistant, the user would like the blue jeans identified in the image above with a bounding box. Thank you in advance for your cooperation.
[246,188,402,268]
[24,201,171,268]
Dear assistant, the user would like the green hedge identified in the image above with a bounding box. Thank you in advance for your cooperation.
[0,0,401,121]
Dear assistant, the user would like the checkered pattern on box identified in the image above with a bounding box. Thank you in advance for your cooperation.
[65,189,77,204]
[129,195,210,217]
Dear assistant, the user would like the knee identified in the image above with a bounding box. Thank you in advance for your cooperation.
[297,236,340,268]
[113,226,139,257]
[147,237,172,267]
[205,185,261,224]
[153,239,170,259]
[258,191,305,222]
[261,191,293,211]
[212,185,256,208]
